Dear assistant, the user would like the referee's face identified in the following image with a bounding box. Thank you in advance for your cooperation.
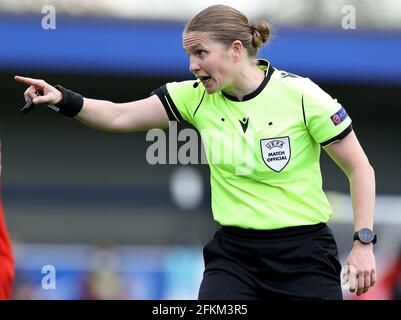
[183,32,235,94]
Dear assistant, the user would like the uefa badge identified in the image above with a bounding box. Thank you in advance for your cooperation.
[331,106,348,126]
[260,136,291,172]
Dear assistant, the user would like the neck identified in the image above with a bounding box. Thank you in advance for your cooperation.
[223,62,265,101]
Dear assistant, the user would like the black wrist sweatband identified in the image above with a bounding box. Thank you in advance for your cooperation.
[52,85,84,117]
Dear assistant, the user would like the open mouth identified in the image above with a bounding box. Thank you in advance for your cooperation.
[198,76,212,84]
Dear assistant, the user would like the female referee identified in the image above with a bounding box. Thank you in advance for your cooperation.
[14,5,376,300]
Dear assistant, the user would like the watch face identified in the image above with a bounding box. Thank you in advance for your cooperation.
[359,228,374,243]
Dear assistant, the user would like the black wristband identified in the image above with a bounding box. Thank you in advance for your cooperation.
[53,85,84,117]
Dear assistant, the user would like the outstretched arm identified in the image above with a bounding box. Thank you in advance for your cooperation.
[14,76,169,133]
[324,130,376,296]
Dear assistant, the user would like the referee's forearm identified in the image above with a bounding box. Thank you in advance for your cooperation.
[349,164,375,232]
[75,98,123,132]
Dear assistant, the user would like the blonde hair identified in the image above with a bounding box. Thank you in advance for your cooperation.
[184,5,271,57]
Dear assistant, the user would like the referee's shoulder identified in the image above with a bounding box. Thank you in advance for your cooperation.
[166,79,196,89]
[166,79,206,97]
[274,67,325,97]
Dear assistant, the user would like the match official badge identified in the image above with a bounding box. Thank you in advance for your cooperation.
[260,136,291,172]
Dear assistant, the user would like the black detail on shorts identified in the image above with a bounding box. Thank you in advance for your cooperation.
[222,64,275,102]
[301,94,307,127]
[221,222,326,240]
[151,85,184,122]
[193,90,206,117]
[321,124,353,147]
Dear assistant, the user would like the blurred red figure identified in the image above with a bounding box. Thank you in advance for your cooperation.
[0,142,15,299]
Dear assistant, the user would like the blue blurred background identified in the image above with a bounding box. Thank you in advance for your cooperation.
[0,0,400,300]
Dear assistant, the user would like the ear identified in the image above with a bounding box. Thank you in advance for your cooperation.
[231,40,243,63]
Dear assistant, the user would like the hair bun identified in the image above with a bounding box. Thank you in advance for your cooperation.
[250,20,270,49]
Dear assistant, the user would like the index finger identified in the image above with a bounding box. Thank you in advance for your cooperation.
[348,265,357,293]
[14,76,44,89]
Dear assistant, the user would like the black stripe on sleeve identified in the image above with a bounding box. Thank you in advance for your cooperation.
[320,124,353,147]
[193,90,206,117]
[151,85,184,122]
[301,94,307,127]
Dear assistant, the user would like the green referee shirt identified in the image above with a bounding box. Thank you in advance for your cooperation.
[153,60,352,230]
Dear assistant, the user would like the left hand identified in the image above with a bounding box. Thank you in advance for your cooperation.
[14,75,63,105]
[342,241,376,296]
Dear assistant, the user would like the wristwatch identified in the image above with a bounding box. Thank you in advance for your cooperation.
[353,228,377,244]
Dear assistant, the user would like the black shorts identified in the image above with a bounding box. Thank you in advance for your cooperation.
[198,223,343,300]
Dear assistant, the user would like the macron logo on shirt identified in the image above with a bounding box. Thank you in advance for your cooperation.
[239,117,249,133]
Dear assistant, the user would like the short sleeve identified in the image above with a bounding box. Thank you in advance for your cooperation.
[303,79,352,146]
[151,80,204,125]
